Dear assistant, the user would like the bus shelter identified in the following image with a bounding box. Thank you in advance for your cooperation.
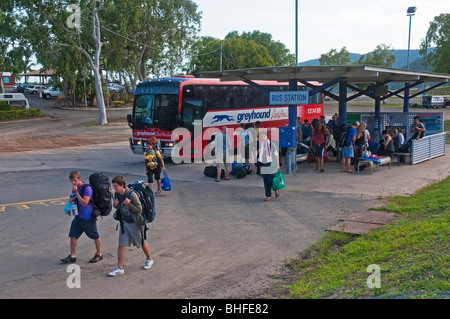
[200,65,449,172]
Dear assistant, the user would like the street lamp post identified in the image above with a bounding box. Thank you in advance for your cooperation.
[406,6,417,70]
[404,6,417,113]
[295,0,298,66]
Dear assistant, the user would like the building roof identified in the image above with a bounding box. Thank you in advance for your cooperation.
[21,69,56,76]
[199,65,450,84]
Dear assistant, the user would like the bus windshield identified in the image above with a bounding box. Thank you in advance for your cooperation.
[133,94,179,130]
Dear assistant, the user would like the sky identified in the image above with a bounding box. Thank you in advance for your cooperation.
[193,0,449,62]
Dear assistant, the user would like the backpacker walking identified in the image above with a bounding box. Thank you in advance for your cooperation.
[108,176,153,276]
[61,170,103,264]
[144,139,166,194]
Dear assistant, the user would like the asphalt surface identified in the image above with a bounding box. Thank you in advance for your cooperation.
[0,93,448,299]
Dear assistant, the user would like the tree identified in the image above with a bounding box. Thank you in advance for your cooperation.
[318,47,351,66]
[102,0,201,83]
[420,13,450,74]
[226,31,295,66]
[187,31,294,75]
[1,0,201,123]
[357,44,396,68]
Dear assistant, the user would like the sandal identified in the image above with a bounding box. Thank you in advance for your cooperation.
[275,190,280,198]
[265,197,271,201]
[155,190,161,194]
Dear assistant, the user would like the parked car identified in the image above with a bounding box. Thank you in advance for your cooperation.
[43,87,64,99]
[16,83,34,93]
[24,85,47,94]
[422,95,447,109]
[107,83,124,92]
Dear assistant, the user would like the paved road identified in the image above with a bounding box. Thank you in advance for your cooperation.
[1,139,449,298]
[0,93,448,299]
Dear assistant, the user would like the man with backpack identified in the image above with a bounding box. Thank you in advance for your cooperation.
[108,176,153,276]
[61,170,103,264]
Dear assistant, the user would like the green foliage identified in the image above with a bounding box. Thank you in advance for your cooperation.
[186,31,295,75]
[319,47,351,66]
[285,176,450,299]
[0,100,10,111]
[0,108,41,121]
[357,44,396,67]
[420,13,450,74]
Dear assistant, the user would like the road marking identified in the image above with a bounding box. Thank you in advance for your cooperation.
[0,197,67,213]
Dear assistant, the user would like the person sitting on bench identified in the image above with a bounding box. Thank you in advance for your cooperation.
[378,130,395,157]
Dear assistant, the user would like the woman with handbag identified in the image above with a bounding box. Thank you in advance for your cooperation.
[258,132,280,201]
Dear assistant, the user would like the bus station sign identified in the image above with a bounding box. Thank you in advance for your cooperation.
[269,91,309,106]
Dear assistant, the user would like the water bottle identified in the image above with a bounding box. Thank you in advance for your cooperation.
[70,194,78,216]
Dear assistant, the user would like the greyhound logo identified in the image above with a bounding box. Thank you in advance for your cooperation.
[211,115,234,124]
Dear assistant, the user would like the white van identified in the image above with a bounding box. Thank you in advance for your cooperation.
[0,93,30,109]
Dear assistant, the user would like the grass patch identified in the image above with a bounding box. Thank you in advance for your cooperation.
[284,176,450,299]
[444,120,450,131]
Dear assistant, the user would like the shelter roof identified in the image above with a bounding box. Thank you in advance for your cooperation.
[199,65,450,84]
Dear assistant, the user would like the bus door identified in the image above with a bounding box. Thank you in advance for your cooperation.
[180,98,204,157]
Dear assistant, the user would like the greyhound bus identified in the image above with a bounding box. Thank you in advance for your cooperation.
[127,76,324,160]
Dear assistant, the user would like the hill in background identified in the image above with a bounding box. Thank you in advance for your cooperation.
[298,49,432,71]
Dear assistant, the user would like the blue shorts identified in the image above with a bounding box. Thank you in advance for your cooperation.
[69,215,100,240]
[342,145,354,158]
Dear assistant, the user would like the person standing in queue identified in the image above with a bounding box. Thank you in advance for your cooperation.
[311,121,328,172]
[258,132,280,201]
[341,122,358,173]
[214,126,232,182]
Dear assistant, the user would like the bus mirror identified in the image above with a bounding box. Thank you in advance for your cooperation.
[127,114,133,128]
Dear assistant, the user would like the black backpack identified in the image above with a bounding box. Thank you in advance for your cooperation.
[203,165,225,178]
[232,163,247,178]
[80,172,113,219]
[337,125,351,147]
[127,182,156,224]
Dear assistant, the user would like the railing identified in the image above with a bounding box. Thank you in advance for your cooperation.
[411,132,446,164]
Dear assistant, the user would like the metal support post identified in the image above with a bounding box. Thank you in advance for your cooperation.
[338,81,347,125]
[374,97,381,143]
[403,85,410,112]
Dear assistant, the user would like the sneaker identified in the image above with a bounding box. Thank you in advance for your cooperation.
[89,253,103,263]
[60,255,76,263]
[144,259,153,270]
[108,266,124,276]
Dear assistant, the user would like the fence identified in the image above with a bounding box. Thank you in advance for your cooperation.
[411,132,446,164]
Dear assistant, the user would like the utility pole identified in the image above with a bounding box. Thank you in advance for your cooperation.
[220,43,223,71]
[295,0,298,65]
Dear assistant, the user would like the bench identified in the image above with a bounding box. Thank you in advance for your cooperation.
[357,156,391,175]
[393,152,411,165]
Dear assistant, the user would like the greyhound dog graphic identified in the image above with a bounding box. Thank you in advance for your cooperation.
[210,114,234,124]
